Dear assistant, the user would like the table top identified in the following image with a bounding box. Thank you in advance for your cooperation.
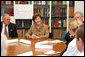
[7,38,66,56]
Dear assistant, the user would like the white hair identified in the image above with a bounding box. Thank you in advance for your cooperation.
[1,34,8,56]
[75,11,83,18]
[2,14,10,20]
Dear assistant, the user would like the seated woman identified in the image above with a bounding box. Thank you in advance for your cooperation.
[65,18,83,45]
[25,14,49,39]
[63,18,83,56]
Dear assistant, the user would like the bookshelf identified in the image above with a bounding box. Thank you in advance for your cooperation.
[1,1,14,16]
[51,1,67,39]
[1,1,75,39]
[16,19,32,29]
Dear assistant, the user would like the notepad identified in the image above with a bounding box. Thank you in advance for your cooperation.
[35,40,64,49]
[7,39,31,44]
[35,45,53,49]
[36,41,49,45]
[37,55,48,56]
[35,40,64,45]
[20,39,31,44]
[45,50,61,55]
[17,51,33,56]
[7,39,18,43]
[51,40,64,43]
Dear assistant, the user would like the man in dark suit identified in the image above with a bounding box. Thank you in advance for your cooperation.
[1,14,18,38]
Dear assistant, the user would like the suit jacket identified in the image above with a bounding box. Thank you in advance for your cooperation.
[65,32,74,45]
[1,22,18,38]
[61,32,74,56]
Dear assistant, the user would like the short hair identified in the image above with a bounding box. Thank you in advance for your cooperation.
[69,18,83,32]
[76,24,84,43]
[74,11,83,18]
[32,13,41,22]
[2,14,10,20]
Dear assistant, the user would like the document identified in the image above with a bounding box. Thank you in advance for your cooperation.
[35,45,53,49]
[45,50,61,55]
[35,40,64,49]
[7,39,18,43]
[7,39,31,44]
[35,41,49,45]
[51,40,64,43]
[17,51,33,56]
[20,39,31,44]
[37,55,47,56]
[35,40,64,45]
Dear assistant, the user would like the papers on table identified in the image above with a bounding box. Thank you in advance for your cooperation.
[36,40,64,45]
[45,50,61,55]
[35,40,52,49]
[35,45,53,49]
[17,51,33,56]
[37,55,47,56]
[51,40,64,43]
[36,41,49,45]
[7,39,18,43]
[35,40,64,49]
[20,39,31,44]
[7,39,31,44]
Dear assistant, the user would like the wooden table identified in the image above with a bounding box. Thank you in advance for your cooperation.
[7,38,66,56]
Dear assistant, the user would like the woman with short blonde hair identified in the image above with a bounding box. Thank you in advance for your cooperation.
[68,18,83,37]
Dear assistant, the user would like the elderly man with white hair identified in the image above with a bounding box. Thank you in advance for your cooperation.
[74,11,84,23]
[1,14,18,38]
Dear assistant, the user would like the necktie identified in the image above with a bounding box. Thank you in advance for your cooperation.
[4,25,9,38]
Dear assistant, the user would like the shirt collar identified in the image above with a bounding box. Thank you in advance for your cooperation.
[35,23,44,29]
[3,23,8,27]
